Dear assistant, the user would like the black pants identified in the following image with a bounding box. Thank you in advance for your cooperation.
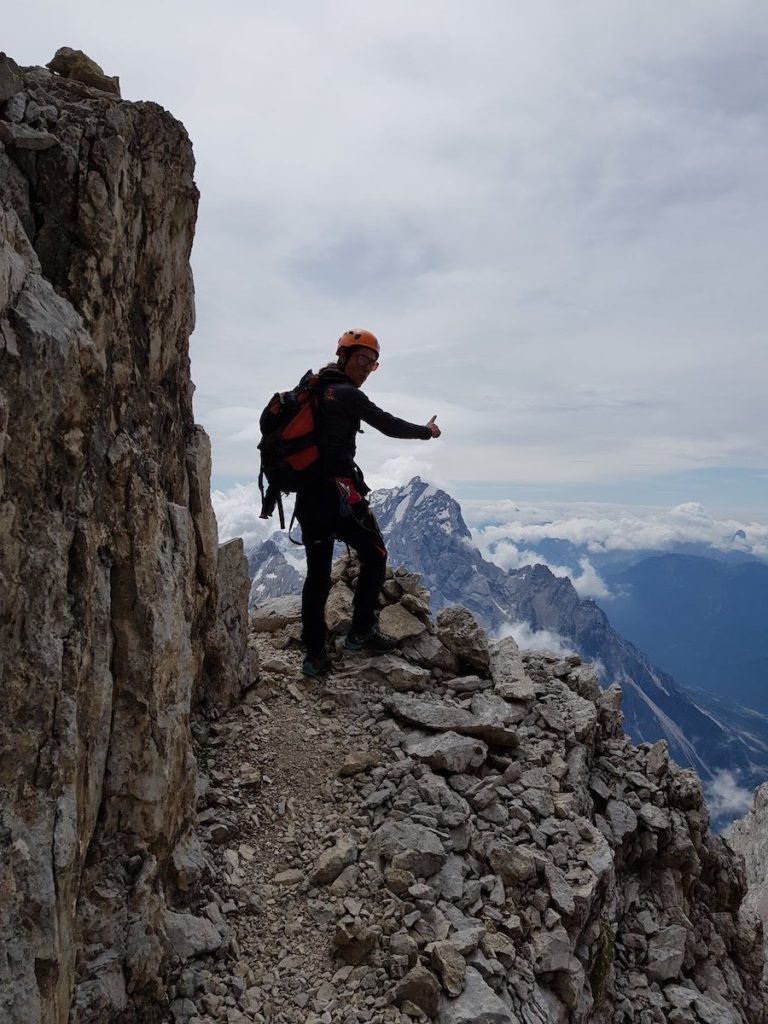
[294,481,387,655]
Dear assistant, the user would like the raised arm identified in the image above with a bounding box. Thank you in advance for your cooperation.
[355,390,435,440]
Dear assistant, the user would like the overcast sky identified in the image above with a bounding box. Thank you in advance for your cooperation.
[7,1,768,518]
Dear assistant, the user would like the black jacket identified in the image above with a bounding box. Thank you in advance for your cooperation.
[316,366,432,483]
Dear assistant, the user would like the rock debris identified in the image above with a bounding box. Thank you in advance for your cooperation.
[165,559,766,1024]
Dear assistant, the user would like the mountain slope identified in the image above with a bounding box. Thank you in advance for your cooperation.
[370,478,768,790]
[599,553,768,711]
[247,538,303,606]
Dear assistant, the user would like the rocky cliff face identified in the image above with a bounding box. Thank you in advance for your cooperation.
[727,784,768,978]
[0,52,251,1023]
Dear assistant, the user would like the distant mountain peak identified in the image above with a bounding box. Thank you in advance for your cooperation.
[371,476,473,541]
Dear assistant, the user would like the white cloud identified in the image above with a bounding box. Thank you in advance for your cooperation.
[212,482,293,549]
[467,500,768,561]
[482,539,612,598]
[497,621,576,658]
[705,770,755,823]
[365,455,448,493]
[571,558,612,599]
[6,3,767,506]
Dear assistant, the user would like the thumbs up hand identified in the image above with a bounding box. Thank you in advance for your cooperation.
[427,415,441,438]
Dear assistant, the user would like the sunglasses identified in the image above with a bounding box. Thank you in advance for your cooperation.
[355,352,379,370]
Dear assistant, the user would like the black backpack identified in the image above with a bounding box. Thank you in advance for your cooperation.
[258,369,323,528]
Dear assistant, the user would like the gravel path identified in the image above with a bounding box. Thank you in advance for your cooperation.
[185,633,409,1024]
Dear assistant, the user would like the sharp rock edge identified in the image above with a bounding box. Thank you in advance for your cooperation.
[0,50,253,1024]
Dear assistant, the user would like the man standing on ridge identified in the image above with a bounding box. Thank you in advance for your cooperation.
[297,329,441,678]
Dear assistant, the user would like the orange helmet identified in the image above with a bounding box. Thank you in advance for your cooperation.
[336,329,380,357]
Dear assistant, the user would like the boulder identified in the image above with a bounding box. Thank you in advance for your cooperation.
[385,694,521,747]
[406,731,489,773]
[310,836,358,886]
[0,55,23,102]
[396,966,441,1018]
[351,654,431,692]
[338,749,381,777]
[325,581,354,633]
[487,842,538,884]
[162,911,222,960]
[436,606,491,674]
[557,686,599,740]
[438,967,518,1023]
[199,537,255,710]
[364,821,447,878]
[333,919,379,965]
[639,803,671,831]
[274,868,304,886]
[0,122,57,150]
[431,941,467,997]
[646,925,687,981]
[379,602,427,640]
[46,47,120,95]
[544,861,576,916]
[250,595,302,632]
[400,631,460,672]
[490,637,535,701]
[531,925,571,974]
[3,91,26,123]
[607,800,638,843]
[443,674,492,693]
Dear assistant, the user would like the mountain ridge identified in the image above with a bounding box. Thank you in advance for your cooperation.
[244,477,768,800]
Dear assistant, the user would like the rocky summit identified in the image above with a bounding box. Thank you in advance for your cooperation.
[181,558,766,1024]
[1,48,767,1024]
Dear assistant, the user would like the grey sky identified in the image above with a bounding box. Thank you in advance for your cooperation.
[7,1,768,514]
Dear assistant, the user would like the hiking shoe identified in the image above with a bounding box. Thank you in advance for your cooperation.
[344,628,397,654]
[301,650,332,678]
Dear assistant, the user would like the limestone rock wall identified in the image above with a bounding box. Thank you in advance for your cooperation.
[0,52,248,1023]
[199,537,258,713]
[727,784,768,977]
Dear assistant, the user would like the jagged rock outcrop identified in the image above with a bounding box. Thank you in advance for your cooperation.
[0,51,250,1023]
[727,784,768,976]
[202,562,765,1024]
[200,538,258,713]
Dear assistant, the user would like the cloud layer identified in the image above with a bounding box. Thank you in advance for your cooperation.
[467,496,768,597]
[467,498,768,560]
[7,2,767,506]
[705,770,755,824]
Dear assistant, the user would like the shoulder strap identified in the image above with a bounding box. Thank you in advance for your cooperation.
[287,508,303,545]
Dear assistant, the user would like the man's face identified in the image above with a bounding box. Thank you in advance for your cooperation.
[343,348,379,388]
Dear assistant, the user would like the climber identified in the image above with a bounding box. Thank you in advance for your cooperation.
[297,329,441,678]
